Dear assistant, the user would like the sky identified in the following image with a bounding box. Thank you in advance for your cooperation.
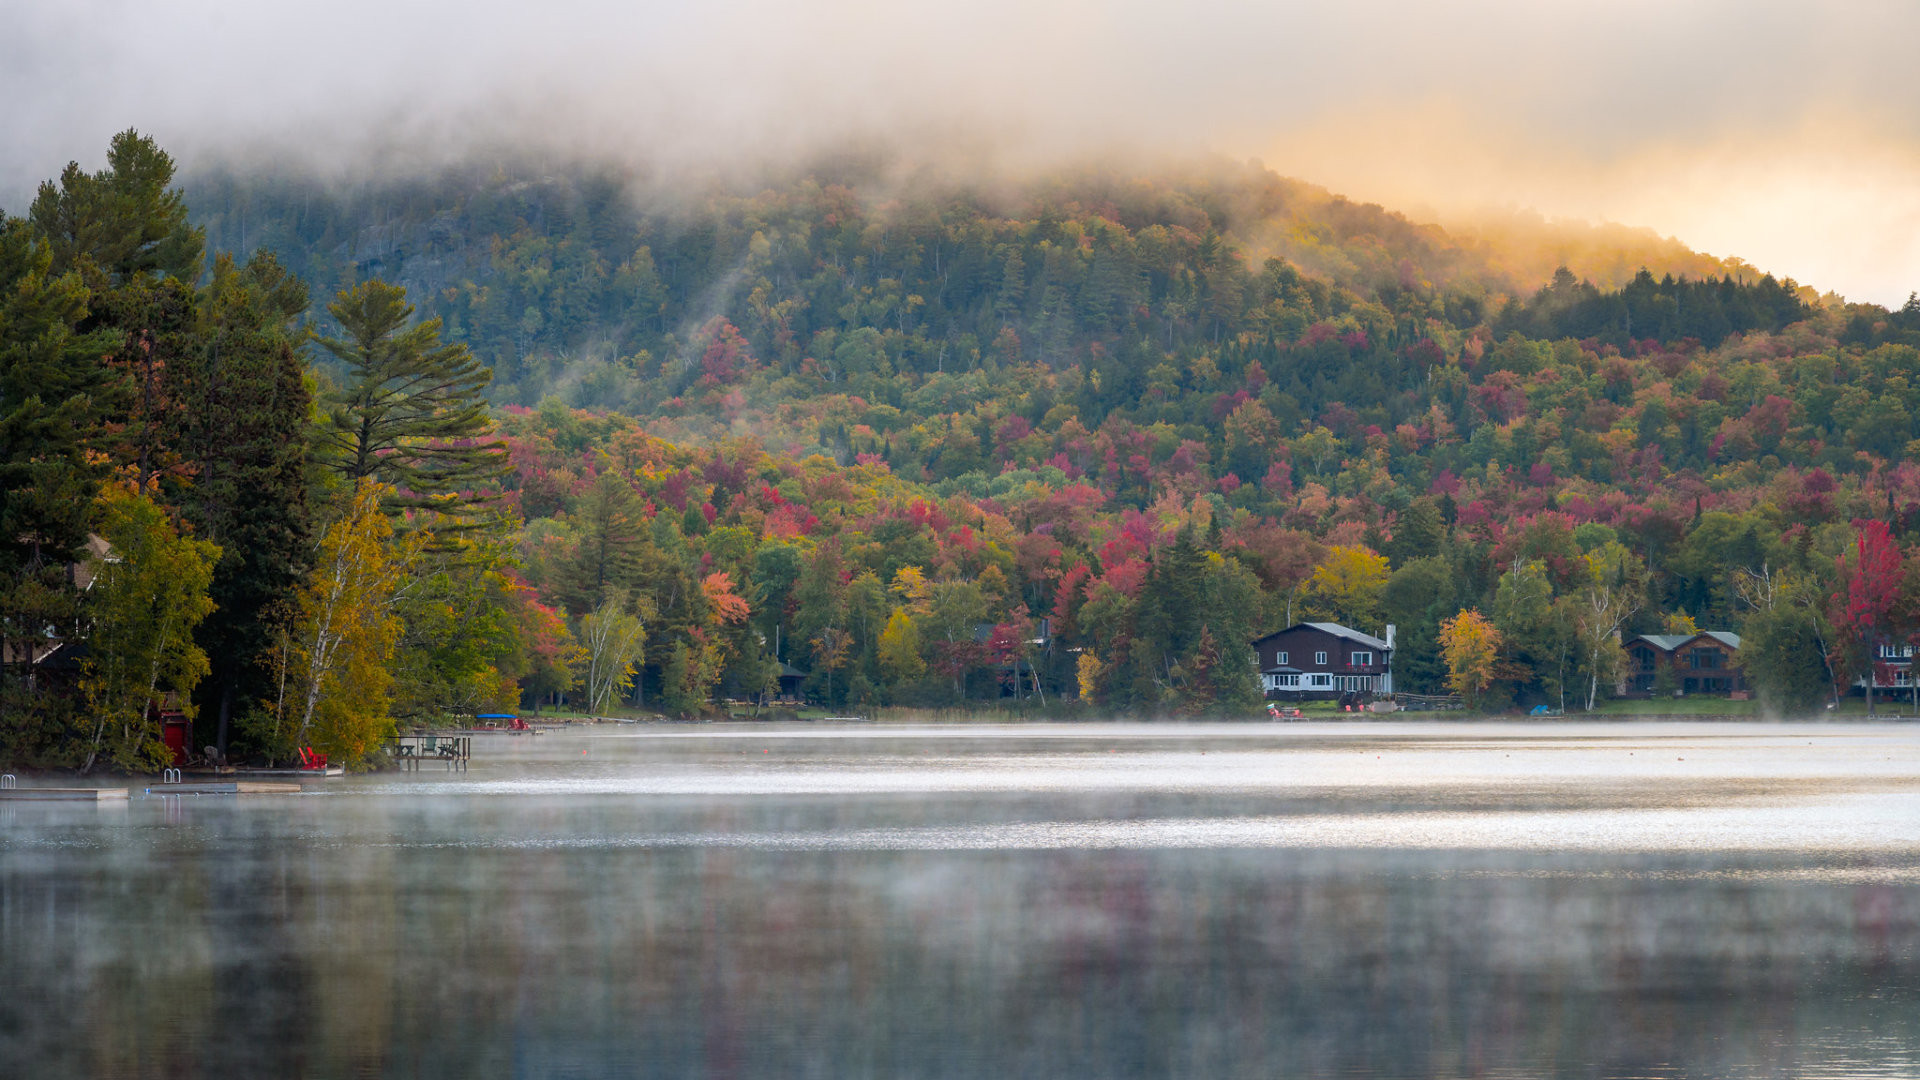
[5,0,1919,305]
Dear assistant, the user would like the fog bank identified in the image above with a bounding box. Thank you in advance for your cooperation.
[6,0,1918,303]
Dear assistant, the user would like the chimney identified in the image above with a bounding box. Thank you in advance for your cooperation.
[1385,624,1396,650]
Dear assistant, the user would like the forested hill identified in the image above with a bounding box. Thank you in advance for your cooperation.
[184,161,1769,413]
[14,136,1920,778]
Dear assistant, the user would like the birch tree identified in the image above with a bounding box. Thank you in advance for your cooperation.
[579,593,647,714]
[1573,542,1643,711]
[285,480,422,765]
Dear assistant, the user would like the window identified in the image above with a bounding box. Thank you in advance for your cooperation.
[1314,650,1328,666]
[1277,651,1288,665]
[1267,673,1299,689]
[1690,650,1723,670]
[1351,651,1372,667]
[1308,673,1332,688]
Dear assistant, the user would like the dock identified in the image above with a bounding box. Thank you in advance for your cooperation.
[185,766,345,778]
[392,733,472,771]
[147,781,303,795]
[0,787,130,801]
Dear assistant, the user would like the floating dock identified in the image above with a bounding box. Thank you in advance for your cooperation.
[147,781,303,795]
[0,787,130,801]
[185,766,345,778]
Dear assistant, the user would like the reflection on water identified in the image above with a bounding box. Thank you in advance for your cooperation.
[3,722,1918,1078]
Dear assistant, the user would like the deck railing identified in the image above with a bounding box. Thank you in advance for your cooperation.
[392,734,472,771]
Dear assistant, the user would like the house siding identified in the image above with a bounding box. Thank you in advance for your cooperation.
[1251,624,1390,699]
[1626,632,1744,695]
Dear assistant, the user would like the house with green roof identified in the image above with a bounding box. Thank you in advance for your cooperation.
[1625,631,1743,696]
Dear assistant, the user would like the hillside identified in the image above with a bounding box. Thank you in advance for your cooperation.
[9,138,1920,774]
[183,159,1773,415]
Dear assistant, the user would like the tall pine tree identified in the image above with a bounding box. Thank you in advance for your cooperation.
[28,129,204,288]
[314,280,506,520]
[0,218,115,761]
[178,253,316,755]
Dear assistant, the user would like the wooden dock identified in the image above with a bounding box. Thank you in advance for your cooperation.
[185,766,345,778]
[147,781,303,795]
[0,787,130,801]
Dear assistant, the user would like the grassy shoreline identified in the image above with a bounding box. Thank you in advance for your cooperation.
[512,698,1920,724]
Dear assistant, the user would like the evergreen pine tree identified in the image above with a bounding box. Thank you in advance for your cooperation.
[0,218,115,752]
[178,253,317,754]
[314,280,507,520]
[28,129,204,287]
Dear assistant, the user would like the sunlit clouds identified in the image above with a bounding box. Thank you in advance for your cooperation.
[5,0,1918,301]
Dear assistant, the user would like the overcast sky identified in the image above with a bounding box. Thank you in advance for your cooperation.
[5,0,1918,304]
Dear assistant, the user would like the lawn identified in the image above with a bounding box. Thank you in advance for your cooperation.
[1588,696,1760,716]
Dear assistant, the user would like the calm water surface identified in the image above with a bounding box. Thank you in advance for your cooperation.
[3,721,1918,1078]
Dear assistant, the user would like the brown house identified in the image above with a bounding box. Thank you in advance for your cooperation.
[1624,631,1743,695]
[1250,622,1393,700]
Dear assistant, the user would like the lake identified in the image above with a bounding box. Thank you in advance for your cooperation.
[3,722,1918,1078]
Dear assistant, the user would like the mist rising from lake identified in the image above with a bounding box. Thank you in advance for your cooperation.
[4,722,1917,1078]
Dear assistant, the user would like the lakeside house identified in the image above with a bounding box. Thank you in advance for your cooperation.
[1623,631,1743,696]
[1,533,110,691]
[1250,622,1393,700]
[1867,641,1916,695]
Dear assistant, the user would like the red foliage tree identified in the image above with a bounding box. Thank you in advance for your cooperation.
[1830,519,1903,713]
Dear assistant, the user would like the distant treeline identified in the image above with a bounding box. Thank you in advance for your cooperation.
[1496,267,1813,349]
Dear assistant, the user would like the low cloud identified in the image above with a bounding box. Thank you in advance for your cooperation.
[5,0,1918,302]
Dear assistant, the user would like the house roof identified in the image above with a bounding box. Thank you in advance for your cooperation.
[1262,665,1303,675]
[1632,631,1741,652]
[1252,622,1391,651]
[1305,622,1391,650]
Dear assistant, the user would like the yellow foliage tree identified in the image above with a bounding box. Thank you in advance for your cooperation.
[285,480,423,766]
[1439,609,1502,709]
[1304,544,1391,630]
[80,487,221,773]
[890,566,933,616]
[877,608,925,686]
[1077,651,1104,703]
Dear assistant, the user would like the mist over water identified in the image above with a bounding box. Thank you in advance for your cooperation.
[3,722,1917,1078]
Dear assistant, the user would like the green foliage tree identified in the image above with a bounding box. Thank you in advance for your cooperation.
[177,253,316,752]
[79,488,219,773]
[560,471,651,613]
[28,129,204,287]
[0,217,116,761]
[315,280,507,520]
